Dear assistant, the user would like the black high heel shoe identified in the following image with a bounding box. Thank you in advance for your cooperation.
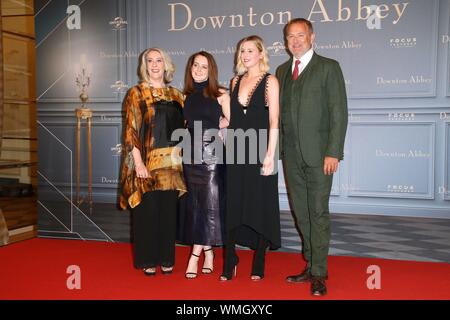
[251,242,268,281]
[219,255,239,281]
[202,247,214,274]
[185,253,200,279]
[250,256,265,281]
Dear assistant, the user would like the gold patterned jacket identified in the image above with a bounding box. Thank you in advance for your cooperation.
[119,82,187,209]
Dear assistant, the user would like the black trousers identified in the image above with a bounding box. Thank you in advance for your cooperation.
[132,190,178,269]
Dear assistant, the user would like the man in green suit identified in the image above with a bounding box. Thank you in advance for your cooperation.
[276,18,348,296]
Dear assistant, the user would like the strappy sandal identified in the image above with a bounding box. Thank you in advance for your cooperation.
[161,266,174,275]
[143,267,156,276]
[202,247,215,274]
[185,253,200,279]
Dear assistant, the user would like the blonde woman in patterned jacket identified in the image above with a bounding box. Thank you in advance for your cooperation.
[120,47,186,276]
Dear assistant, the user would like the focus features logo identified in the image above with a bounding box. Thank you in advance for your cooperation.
[349,113,361,121]
[390,37,417,48]
[387,185,414,193]
[109,17,128,30]
[267,41,287,56]
[388,112,415,121]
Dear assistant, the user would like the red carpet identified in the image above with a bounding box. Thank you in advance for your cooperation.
[0,238,449,300]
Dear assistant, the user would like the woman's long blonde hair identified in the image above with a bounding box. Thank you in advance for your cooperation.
[235,35,270,75]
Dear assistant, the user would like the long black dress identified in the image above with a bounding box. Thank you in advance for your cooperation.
[225,73,281,250]
[178,80,225,246]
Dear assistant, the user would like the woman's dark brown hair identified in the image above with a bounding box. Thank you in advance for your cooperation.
[183,51,225,98]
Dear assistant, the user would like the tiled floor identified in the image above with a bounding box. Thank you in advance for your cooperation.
[280,211,450,263]
[38,202,450,263]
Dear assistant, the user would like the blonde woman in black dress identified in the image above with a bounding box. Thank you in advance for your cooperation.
[220,35,281,281]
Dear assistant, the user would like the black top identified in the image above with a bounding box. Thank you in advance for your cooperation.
[140,97,184,149]
[183,80,222,130]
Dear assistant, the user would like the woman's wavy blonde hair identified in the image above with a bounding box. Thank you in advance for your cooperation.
[138,47,175,84]
[235,35,270,75]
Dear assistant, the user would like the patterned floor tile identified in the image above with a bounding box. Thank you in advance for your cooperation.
[363,251,441,262]
[38,203,450,263]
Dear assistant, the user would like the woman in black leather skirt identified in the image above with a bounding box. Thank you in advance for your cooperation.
[180,51,230,279]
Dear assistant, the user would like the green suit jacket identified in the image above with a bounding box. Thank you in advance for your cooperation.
[276,52,348,167]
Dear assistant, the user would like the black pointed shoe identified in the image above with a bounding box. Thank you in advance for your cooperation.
[286,267,311,283]
[311,277,327,296]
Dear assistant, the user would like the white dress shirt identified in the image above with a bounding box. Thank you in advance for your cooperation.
[291,48,314,75]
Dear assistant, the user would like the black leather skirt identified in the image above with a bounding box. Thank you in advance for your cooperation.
[178,129,225,246]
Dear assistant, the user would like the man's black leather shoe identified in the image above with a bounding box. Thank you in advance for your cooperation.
[311,277,327,296]
[286,267,311,283]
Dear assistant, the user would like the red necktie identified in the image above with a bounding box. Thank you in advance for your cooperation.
[292,59,300,80]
